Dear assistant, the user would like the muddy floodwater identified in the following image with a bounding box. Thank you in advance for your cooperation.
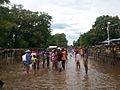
[0,55,120,90]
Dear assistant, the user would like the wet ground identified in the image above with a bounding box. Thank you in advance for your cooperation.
[0,54,120,90]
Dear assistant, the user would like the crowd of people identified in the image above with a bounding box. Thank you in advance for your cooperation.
[22,47,88,75]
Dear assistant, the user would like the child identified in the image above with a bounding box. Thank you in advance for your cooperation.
[31,55,37,70]
[75,51,81,69]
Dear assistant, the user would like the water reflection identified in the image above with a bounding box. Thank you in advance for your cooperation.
[81,75,89,90]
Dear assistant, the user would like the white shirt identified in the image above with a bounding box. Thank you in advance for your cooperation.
[76,53,81,62]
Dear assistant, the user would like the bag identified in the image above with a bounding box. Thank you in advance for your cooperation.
[22,54,26,61]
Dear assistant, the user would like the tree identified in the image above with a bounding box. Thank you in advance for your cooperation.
[0,0,15,48]
[74,15,120,47]
[9,5,52,48]
[0,0,9,4]
[0,2,52,48]
[48,33,68,47]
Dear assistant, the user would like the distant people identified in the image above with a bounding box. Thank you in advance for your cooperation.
[83,48,88,74]
[51,50,54,69]
[67,51,70,61]
[61,48,67,70]
[42,50,46,68]
[65,48,68,63]
[112,47,117,65]
[75,51,81,69]
[22,49,31,74]
[46,50,50,68]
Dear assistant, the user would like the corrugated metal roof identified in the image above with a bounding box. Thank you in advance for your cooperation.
[100,38,120,44]
[110,38,120,42]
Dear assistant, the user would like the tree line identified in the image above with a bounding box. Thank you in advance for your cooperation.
[0,0,68,49]
[74,15,120,47]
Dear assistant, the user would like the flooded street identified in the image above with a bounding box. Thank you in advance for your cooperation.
[0,55,120,90]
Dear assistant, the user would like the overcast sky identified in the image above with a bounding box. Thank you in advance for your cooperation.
[10,0,120,45]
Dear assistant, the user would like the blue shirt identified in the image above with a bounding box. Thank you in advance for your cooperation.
[24,53,31,65]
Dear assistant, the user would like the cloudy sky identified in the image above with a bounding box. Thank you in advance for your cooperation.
[10,0,120,45]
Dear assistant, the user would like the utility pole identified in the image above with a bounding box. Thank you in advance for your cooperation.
[107,22,110,45]
[13,33,15,48]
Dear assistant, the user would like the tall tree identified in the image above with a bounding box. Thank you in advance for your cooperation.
[74,15,120,47]
[48,33,68,47]
[9,5,52,48]
[0,0,14,48]
[0,3,52,48]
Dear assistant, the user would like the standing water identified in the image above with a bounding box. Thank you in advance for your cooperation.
[0,54,120,90]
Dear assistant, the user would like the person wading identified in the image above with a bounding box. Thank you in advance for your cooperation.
[57,48,62,72]
[83,48,88,74]
[46,50,50,68]
[23,49,31,74]
[61,48,67,70]
[75,51,81,69]
[52,50,58,70]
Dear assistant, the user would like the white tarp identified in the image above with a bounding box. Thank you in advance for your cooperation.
[49,46,57,49]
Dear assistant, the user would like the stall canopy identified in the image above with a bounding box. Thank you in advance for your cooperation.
[49,46,57,49]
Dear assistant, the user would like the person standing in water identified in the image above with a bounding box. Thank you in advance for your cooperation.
[46,50,50,68]
[57,48,62,72]
[31,55,37,70]
[75,51,81,69]
[23,49,31,74]
[61,48,67,70]
[83,48,88,74]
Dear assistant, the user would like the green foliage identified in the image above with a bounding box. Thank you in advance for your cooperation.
[0,1,68,49]
[0,2,53,48]
[0,0,10,4]
[48,33,68,47]
[74,15,120,47]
